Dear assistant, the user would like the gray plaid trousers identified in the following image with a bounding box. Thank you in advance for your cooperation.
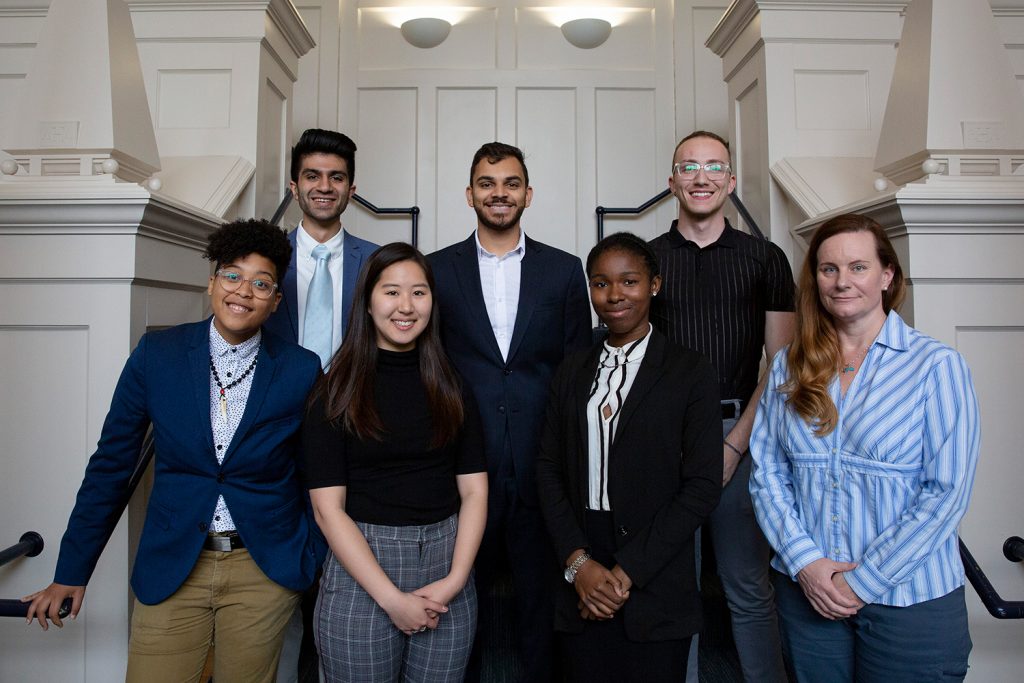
[315,514,477,682]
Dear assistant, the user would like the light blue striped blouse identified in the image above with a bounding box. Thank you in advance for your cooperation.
[749,311,980,607]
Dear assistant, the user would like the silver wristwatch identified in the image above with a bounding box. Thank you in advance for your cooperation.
[564,552,591,584]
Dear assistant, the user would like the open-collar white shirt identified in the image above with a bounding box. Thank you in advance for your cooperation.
[475,229,526,361]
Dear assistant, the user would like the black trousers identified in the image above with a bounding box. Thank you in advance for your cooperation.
[560,510,691,683]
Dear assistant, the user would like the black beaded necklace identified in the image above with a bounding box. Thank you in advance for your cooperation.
[209,353,258,419]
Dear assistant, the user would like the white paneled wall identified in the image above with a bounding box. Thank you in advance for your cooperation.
[291,0,731,257]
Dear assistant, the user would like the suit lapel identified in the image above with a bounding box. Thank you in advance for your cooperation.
[282,229,300,339]
[574,345,602,502]
[506,237,541,363]
[341,230,364,337]
[188,321,215,453]
[453,236,504,362]
[612,331,665,446]
[222,334,276,464]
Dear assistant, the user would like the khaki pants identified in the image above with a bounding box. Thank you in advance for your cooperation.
[126,548,301,683]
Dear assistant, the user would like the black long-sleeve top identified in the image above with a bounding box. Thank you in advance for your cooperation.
[302,348,485,526]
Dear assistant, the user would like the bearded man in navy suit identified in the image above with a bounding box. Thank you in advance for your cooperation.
[428,142,591,681]
[25,219,323,683]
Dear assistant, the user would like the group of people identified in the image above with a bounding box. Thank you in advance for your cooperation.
[23,128,980,683]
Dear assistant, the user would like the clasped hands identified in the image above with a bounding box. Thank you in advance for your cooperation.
[796,557,865,621]
[382,576,461,636]
[575,560,632,621]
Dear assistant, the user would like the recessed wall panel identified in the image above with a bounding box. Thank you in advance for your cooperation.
[0,325,89,680]
[517,88,577,254]
[436,88,497,250]
[259,79,286,220]
[692,6,730,133]
[0,326,88,592]
[157,69,231,129]
[736,80,767,230]
[794,70,870,131]
[596,88,659,240]
[294,6,322,136]
[355,88,418,245]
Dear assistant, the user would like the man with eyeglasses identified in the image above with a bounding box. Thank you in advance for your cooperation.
[24,219,324,683]
[649,131,795,683]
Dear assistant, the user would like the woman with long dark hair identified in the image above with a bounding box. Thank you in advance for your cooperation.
[301,242,487,682]
[749,213,980,682]
[536,232,722,681]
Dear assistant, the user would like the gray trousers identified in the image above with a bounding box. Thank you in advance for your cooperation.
[706,417,787,683]
[315,514,477,683]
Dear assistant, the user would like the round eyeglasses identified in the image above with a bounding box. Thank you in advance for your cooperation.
[215,269,279,299]
[672,161,731,180]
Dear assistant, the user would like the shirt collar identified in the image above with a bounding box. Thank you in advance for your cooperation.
[666,217,738,250]
[209,319,262,359]
[475,229,526,260]
[601,324,653,364]
[296,221,345,259]
[872,309,909,352]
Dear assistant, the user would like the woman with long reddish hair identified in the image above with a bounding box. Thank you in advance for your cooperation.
[749,213,980,682]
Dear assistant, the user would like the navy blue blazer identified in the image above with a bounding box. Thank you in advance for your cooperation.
[428,234,591,505]
[264,228,380,343]
[53,319,323,605]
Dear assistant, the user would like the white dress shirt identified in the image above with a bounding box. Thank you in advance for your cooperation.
[475,229,526,361]
[295,223,345,356]
[585,325,653,511]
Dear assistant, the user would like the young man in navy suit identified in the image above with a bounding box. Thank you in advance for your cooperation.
[264,128,380,369]
[25,219,324,683]
[263,129,378,682]
[428,142,592,681]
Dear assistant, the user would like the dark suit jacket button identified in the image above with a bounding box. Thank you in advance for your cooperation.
[618,526,628,536]
[498,405,506,413]
[216,474,225,484]
[503,368,511,375]
[198,522,208,532]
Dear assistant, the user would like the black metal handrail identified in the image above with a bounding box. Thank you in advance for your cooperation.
[0,531,43,568]
[961,535,1024,619]
[595,190,765,241]
[0,432,155,619]
[271,191,420,248]
[0,531,71,618]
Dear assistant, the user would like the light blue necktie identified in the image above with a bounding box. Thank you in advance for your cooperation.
[304,244,334,368]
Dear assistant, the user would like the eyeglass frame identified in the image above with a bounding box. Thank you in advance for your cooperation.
[671,161,732,179]
[213,268,280,299]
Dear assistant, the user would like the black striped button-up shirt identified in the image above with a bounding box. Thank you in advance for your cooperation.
[650,220,794,404]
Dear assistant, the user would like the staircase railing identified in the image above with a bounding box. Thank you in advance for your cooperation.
[271,191,420,247]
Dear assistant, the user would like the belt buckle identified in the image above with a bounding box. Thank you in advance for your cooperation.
[206,532,236,552]
[721,399,742,420]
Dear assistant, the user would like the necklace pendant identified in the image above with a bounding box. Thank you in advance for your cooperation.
[842,363,855,374]
[219,396,227,419]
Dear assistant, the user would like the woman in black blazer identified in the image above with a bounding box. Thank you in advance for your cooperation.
[536,232,722,682]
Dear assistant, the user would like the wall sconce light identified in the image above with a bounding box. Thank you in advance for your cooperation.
[560,17,612,49]
[401,17,452,48]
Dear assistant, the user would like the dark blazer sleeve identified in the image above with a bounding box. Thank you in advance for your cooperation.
[54,335,153,587]
[563,258,592,355]
[613,355,722,589]
[536,351,590,565]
